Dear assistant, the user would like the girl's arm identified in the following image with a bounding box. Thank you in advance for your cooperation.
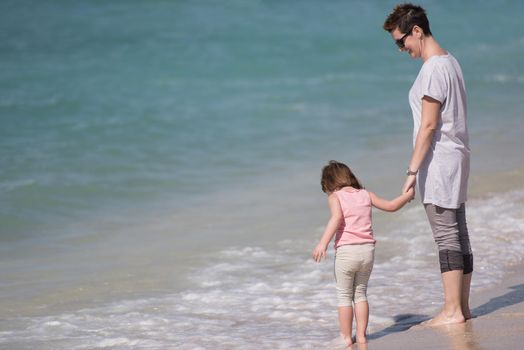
[369,188,414,212]
[312,193,342,262]
[403,96,441,193]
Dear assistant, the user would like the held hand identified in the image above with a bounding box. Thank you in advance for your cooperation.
[402,175,416,194]
[312,243,327,263]
[406,186,415,201]
[402,175,416,202]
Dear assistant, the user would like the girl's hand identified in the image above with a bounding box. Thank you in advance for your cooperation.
[406,186,415,200]
[312,243,327,262]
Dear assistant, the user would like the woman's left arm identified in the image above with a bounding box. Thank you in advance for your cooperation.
[403,96,441,193]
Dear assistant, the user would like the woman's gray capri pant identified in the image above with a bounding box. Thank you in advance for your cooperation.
[425,203,473,274]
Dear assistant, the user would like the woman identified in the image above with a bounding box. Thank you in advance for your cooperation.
[383,3,473,327]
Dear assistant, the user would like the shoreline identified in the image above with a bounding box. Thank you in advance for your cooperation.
[367,260,524,349]
[0,165,522,349]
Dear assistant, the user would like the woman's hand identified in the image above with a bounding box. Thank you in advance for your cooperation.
[312,243,327,262]
[403,175,416,202]
[403,174,416,193]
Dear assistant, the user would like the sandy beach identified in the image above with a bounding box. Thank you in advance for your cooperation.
[2,2,523,348]
[363,261,524,350]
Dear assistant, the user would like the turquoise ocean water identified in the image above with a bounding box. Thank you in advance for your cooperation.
[1,1,524,348]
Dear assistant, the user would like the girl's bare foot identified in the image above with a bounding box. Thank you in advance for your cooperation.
[356,335,367,344]
[329,334,352,348]
[342,334,353,348]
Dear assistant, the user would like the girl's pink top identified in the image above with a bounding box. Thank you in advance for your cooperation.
[333,189,375,248]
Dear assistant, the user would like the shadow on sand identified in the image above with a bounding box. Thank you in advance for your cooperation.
[368,313,429,340]
[471,283,524,317]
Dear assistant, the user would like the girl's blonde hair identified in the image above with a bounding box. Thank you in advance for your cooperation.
[321,160,363,194]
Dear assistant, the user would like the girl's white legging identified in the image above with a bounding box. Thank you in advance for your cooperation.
[334,243,375,307]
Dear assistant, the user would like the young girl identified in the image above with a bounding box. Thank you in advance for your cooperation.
[312,160,414,347]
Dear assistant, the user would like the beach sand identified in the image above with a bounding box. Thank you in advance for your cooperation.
[363,262,524,350]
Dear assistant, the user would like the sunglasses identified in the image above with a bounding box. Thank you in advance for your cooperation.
[395,29,412,49]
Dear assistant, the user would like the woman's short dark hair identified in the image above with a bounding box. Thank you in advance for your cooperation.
[383,3,432,36]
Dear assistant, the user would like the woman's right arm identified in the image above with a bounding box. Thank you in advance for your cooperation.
[369,189,414,212]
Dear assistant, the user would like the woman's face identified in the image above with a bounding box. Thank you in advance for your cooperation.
[391,27,420,59]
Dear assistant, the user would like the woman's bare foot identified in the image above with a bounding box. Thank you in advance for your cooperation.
[416,310,465,328]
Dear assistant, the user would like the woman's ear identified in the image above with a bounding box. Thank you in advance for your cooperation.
[413,25,424,39]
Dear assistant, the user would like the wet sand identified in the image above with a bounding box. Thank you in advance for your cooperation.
[365,262,524,349]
